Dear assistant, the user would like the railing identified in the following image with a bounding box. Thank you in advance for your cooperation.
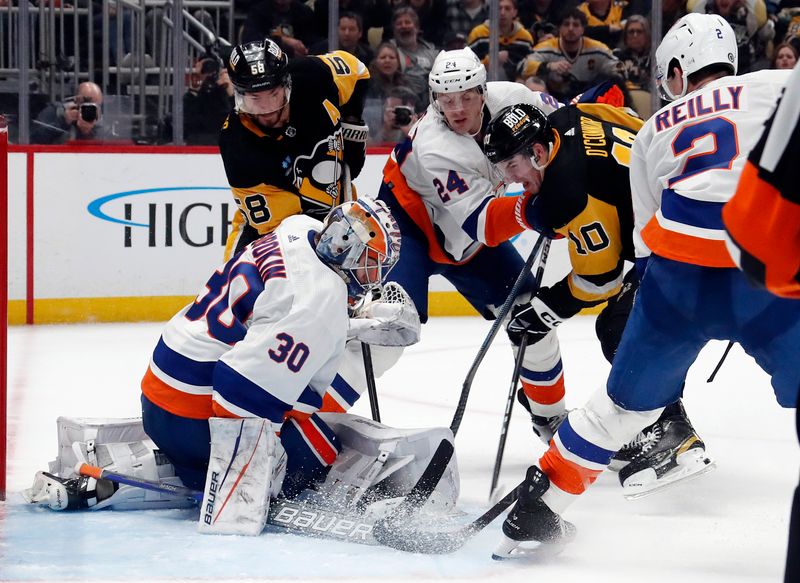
[0,0,234,144]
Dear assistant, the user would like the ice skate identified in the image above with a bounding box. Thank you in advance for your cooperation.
[611,401,716,500]
[492,466,576,561]
[516,388,568,445]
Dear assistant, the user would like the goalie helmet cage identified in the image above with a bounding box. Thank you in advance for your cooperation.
[1,115,7,501]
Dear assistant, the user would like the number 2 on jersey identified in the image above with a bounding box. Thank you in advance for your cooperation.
[668,117,739,187]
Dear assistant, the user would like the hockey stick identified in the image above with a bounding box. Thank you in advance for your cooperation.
[372,479,522,554]
[362,343,382,422]
[78,439,455,551]
[488,331,528,499]
[450,236,551,436]
[706,341,734,383]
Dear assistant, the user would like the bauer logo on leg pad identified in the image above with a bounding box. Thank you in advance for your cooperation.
[198,417,284,536]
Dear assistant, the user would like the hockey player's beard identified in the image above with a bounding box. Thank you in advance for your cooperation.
[250,103,290,132]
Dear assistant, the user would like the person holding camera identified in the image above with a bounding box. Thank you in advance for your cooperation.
[368,86,420,146]
[184,55,235,146]
[31,82,106,144]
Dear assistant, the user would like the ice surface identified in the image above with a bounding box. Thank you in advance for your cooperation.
[3,317,796,582]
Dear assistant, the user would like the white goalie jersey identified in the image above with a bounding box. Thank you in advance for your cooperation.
[385,82,562,263]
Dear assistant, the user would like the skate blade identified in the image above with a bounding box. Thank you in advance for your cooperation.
[623,454,716,501]
[491,534,568,561]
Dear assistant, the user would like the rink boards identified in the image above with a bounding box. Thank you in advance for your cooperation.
[7,145,574,324]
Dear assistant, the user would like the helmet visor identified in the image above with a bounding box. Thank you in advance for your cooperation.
[235,86,289,115]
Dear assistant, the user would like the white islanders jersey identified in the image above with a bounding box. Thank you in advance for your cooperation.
[630,68,790,267]
[391,81,562,262]
[142,214,349,421]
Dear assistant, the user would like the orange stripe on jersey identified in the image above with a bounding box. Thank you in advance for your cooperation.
[521,376,566,405]
[321,392,347,413]
[211,400,241,419]
[292,417,338,465]
[284,409,314,423]
[641,217,735,268]
[383,158,477,265]
[141,366,213,420]
[724,162,800,298]
[539,442,602,495]
[484,195,527,246]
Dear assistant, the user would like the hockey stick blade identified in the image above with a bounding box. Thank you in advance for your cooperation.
[372,477,521,554]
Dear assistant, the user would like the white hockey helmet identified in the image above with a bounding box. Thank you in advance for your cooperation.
[655,13,738,101]
[428,47,487,109]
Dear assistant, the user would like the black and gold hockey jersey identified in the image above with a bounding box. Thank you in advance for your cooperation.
[524,103,643,317]
[219,51,369,257]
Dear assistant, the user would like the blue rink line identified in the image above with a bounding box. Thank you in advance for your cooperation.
[0,497,506,581]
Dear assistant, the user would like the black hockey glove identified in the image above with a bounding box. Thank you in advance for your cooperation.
[507,296,565,346]
[342,118,368,178]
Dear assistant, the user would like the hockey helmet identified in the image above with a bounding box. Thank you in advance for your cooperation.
[484,104,552,165]
[428,47,487,108]
[315,198,401,302]
[227,39,291,114]
[655,13,738,101]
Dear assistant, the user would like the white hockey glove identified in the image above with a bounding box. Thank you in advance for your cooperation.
[348,282,421,347]
[23,470,116,510]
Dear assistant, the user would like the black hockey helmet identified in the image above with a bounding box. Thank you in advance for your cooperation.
[227,38,289,93]
[484,104,552,164]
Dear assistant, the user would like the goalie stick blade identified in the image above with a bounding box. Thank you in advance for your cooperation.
[371,475,521,554]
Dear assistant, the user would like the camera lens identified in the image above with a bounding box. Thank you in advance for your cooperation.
[80,103,98,122]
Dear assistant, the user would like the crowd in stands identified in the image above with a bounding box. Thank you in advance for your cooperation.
[29,0,800,146]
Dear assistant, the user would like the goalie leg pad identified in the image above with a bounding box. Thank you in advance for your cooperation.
[199,417,284,536]
[317,413,460,515]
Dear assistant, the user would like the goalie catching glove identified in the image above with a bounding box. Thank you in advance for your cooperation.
[348,282,421,347]
[507,294,565,345]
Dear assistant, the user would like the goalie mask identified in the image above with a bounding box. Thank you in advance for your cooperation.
[227,38,291,116]
[315,198,401,302]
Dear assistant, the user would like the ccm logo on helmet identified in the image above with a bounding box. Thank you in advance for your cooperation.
[502,107,530,131]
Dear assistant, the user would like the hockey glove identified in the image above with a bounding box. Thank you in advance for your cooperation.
[342,118,368,178]
[348,282,421,347]
[22,471,117,511]
[507,296,564,346]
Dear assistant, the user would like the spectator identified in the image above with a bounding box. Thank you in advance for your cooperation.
[577,0,631,48]
[31,82,107,144]
[389,7,439,99]
[312,0,392,41]
[443,31,469,49]
[519,0,560,30]
[776,4,800,48]
[183,55,235,146]
[614,15,651,117]
[367,42,412,100]
[310,12,375,65]
[468,0,535,80]
[772,40,799,67]
[408,0,448,47]
[688,0,776,72]
[444,0,489,41]
[518,8,623,102]
[368,86,421,145]
[531,20,558,44]
[240,0,317,57]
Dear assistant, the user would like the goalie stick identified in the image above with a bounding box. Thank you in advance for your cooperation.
[77,439,455,550]
[372,479,521,554]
